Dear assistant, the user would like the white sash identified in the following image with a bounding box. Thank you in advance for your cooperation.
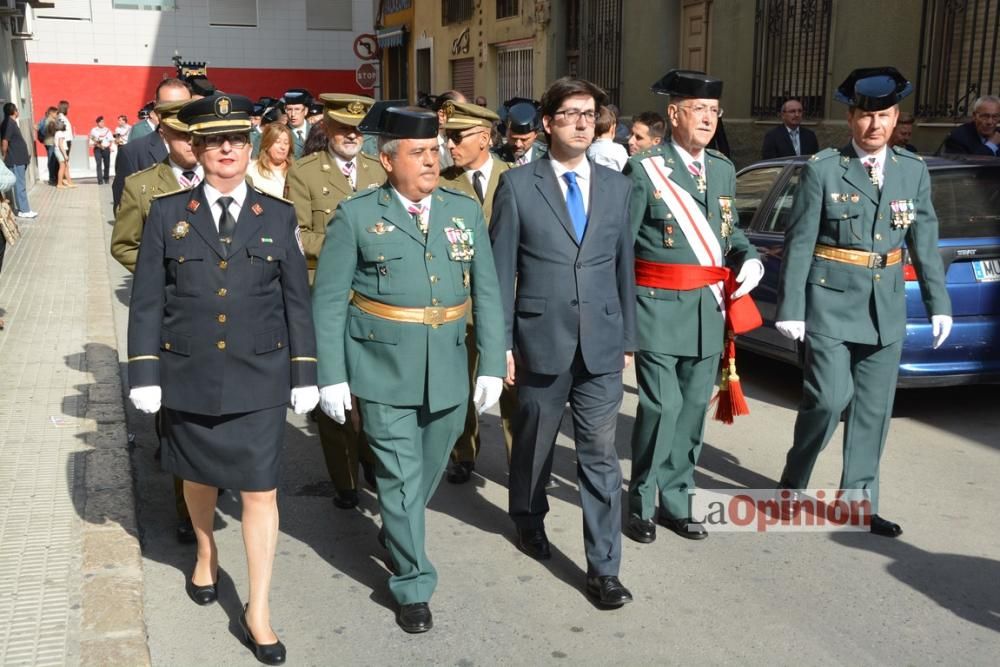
[640,155,726,312]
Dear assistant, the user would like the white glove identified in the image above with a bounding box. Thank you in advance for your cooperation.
[473,376,504,415]
[319,382,352,424]
[290,385,320,415]
[731,259,765,299]
[775,320,806,342]
[129,385,162,414]
[931,314,953,349]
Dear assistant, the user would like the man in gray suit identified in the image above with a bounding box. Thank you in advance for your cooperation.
[490,77,637,608]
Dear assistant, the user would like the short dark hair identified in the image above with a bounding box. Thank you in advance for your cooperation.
[155,77,191,102]
[633,111,665,139]
[539,77,608,120]
[118,114,128,122]
[2,102,16,117]
[96,115,104,123]
[594,105,617,136]
[58,100,70,114]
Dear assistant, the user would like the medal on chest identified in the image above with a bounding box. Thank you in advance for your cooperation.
[445,218,475,262]
[718,196,734,239]
[890,199,915,229]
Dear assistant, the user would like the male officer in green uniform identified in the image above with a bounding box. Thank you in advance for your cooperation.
[775,67,952,537]
[625,70,764,544]
[249,101,265,159]
[495,98,547,165]
[312,106,506,633]
[283,88,312,159]
[285,93,385,509]
[439,100,517,483]
[111,99,203,543]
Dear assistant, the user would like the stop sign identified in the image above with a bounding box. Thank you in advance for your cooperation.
[356,63,377,90]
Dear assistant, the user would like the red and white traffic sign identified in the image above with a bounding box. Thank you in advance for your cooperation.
[353,34,378,61]
[356,63,378,90]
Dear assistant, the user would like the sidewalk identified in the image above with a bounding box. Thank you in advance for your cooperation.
[0,181,149,666]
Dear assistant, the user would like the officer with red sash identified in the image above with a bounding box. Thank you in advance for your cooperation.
[624,70,764,543]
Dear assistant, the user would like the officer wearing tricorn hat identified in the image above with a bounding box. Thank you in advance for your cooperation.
[311,105,505,634]
[496,97,547,165]
[283,88,313,158]
[127,93,318,664]
[624,69,764,545]
[775,67,952,537]
[285,93,386,510]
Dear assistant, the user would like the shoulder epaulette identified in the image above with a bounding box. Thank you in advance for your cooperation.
[150,188,189,201]
[809,147,840,161]
[294,152,322,168]
[251,186,293,205]
[631,144,664,162]
[438,185,477,201]
[892,145,924,161]
[705,148,732,164]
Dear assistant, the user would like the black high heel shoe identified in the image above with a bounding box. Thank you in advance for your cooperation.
[239,604,286,665]
[185,572,218,606]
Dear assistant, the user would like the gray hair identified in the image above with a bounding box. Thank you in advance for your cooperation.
[972,95,1000,114]
[378,136,400,158]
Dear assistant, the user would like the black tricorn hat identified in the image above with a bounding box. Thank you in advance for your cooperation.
[357,100,412,134]
[261,106,282,124]
[651,69,723,99]
[360,105,438,139]
[282,88,313,106]
[505,101,540,133]
[251,102,266,117]
[178,94,254,136]
[834,67,913,111]
[308,101,325,117]
[188,76,216,98]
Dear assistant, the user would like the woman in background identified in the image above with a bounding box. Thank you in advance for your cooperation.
[246,123,292,198]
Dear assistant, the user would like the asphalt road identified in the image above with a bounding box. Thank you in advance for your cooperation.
[105,234,999,664]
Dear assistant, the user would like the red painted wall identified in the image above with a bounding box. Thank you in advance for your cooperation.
[29,62,362,152]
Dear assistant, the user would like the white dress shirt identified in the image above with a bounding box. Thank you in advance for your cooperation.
[463,155,494,193]
[851,140,888,186]
[392,187,433,225]
[548,156,592,215]
[202,180,248,232]
[672,142,707,183]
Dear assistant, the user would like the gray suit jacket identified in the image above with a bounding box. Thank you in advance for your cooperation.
[489,156,637,376]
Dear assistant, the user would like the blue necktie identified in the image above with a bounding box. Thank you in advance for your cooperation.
[563,172,587,242]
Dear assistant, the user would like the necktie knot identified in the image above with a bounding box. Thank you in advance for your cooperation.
[562,172,587,243]
[181,170,198,187]
[218,196,234,210]
[342,161,354,175]
[563,171,578,186]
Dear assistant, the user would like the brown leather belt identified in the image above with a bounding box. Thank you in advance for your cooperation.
[814,244,902,269]
[351,293,467,326]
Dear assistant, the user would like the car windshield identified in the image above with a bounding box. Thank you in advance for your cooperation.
[930,166,1000,238]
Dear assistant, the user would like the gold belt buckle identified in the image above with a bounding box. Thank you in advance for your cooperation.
[868,253,885,269]
[423,306,445,326]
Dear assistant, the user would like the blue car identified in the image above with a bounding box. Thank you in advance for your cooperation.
[733,155,1000,387]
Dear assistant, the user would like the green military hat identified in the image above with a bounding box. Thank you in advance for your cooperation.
[318,93,375,127]
[155,99,190,132]
[177,94,254,136]
[443,101,499,131]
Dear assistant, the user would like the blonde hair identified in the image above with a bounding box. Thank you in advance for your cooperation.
[256,123,294,178]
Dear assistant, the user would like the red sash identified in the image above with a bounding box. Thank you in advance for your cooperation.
[634,259,763,334]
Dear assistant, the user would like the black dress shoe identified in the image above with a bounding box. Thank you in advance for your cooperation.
[625,515,656,543]
[658,515,708,540]
[175,518,196,544]
[239,605,286,665]
[516,527,552,560]
[870,514,903,538]
[332,489,359,510]
[186,574,218,606]
[586,576,633,608]
[446,461,474,484]
[397,602,433,633]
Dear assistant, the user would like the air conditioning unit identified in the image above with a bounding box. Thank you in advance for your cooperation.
[10,1,33,39]
[0,0,19,17]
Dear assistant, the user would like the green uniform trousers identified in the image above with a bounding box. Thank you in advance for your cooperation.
[315,409,375,492]
[360,399,465,605]
[780,332,902,513]
[628,350,720,520]
[451,324,517,464]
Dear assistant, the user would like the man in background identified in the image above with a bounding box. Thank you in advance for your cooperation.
[627,111,665,156]
[761,97,819,159]
[941,95,1000,155]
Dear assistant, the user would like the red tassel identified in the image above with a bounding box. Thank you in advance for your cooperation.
[711,333,750,424]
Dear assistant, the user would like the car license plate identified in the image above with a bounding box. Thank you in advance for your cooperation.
[972,259,1000,282]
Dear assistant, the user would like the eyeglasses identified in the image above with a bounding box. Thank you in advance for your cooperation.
[553,109,597,124]
[200,133,250,150]
[975,112,1000,121]
[677,104,724,118]
[445,128,486,144]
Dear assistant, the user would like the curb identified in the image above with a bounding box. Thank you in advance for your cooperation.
[78,189,151,667]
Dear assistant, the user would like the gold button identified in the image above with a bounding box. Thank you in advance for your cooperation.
[217,288,227,297]
[875,274,881,281]
[432,298,440,305]
[178,256,185,263]
[368,332,375,340]
[277,342,283,348]
[164,342,172,350]
[217,314,227,323]
[648,290,655,296]
[842,214,848,219]
[878,214,884,220]
[219,260,228,269]
[267,255,273,262]
[324,208,331,214]
[378,255,385,261]
[666,213,673,219]
[217,340,226,350]
[820,278,826,284]
[708,213,713,219]
[426,253,433,260]
[430,275,438,283]
[875,233,882,240]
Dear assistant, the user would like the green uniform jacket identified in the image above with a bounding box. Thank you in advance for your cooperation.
[439,156,510,224]
[286,150,386,266]
[626,142,759,358]
[289,121,310,159]
[311,184,507,412]
[249,127,262,159]
[776,145,951,345]
[111,161,184,273]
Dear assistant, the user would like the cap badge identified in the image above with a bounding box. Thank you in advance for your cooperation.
[172,221,190,240]
[215,96,232,117]
[347,101,365,115]
[441,101,455,118]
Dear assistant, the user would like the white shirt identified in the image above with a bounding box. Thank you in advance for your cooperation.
[548,156,591,215]
[89,126,113,148]
[672,141,707,177]
[851,140,887,185]
[392,187,433,226]
[290,122,309,142]
[168,160,203,187]
[463,155,494,193]
[586,138,629,171]
[203,180,248,233]
[58,113,73,137]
